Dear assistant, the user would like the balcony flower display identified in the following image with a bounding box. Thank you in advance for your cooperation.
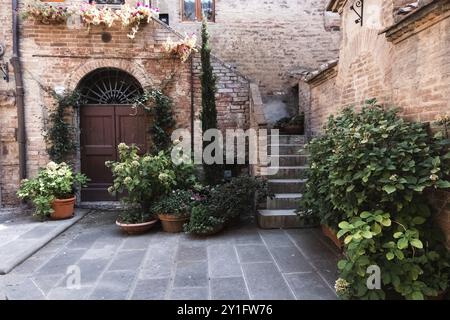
[22,0,74,25]
[116,3,159,39]
[79,2,117,30]
[163,33,198,63]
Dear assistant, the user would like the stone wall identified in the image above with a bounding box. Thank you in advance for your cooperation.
[304,0,450,247]
[156,0,340,96]
[0,6,250,205]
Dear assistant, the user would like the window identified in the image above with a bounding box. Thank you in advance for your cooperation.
[182,0,215,22]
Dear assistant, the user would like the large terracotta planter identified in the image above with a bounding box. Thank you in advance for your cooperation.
[321,224,343,250]
[158,213,189,233]
[116,219,158,235]
[51,196,76,220]
[189,223,225,237]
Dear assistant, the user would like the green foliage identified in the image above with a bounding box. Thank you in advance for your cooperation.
[106,143,176,212]
[44,90,82,163]
[151,189,194,216]
[207,175,269,220]
[274,112,305,128]
[134,89,175,153]
[200,18,221,184]
[183,204,225,235]
[17,162,88,219]
[117,210,153,224]
[300,100,450,300]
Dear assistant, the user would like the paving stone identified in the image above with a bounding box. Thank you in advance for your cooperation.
[207,244,242,278]
[4,278,46,300]
[108,250,146,271]
[284,272,337,300]
[80,244,117,261]
[268,246,313,273]
[66,232,102,249]
[141,245,176,279]
[89,271,135,300]
[287,231,338,261]
[241,262,294,300]
[236,245,272,263]
[259,230,295,247]
[176,244,207,262]
[169,287,209,300]
[122,235,152,250]
[70,258,110,286]
[130,278,169,300]
[47,286,93,300]
[231,228,263,245]
[31,274,63,295]
[18,225,56,239]
[312,258,339,288]
[210,277,249,300]
[35,249,86,276]
[173,261,208,288]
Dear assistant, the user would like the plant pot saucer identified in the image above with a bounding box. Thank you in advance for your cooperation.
[116,219,158,235]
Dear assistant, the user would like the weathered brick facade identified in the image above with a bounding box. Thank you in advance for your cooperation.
[304,0,450,247]
[158,0,341,96]
[0,0,250,206]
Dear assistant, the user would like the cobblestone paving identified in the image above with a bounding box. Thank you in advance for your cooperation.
[0,211,340,300]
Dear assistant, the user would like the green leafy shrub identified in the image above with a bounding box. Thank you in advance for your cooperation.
[106,143,177,213]
[44,90,83,163]
[184,204,225,235]
[207,175,269,221]
[300,100,450,300]
[151,189,194,216]
[17,162,88,218]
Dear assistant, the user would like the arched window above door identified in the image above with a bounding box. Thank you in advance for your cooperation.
[77,68,143,104]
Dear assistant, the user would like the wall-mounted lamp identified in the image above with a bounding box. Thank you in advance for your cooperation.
[350,0,364,26]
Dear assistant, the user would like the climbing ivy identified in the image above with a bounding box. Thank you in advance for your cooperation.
[44,90,82,163]
[134,89,175,153]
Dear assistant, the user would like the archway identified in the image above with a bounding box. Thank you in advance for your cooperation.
[77,68,147,201]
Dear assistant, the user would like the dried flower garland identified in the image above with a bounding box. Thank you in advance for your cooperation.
[163,34,198,63]
[22,0,75,25]
[22,1,159,39]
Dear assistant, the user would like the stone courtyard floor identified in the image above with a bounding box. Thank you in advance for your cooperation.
[0,210,340,300]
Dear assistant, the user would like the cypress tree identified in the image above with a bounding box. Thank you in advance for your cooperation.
[200,18,221,184]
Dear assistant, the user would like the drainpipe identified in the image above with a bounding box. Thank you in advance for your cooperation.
[11,0,27,180]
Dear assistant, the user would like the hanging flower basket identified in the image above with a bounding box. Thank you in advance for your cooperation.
[22,1,74,25]
[163,34,198,63]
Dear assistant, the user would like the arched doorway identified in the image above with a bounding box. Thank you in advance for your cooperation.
[78,68,147,201]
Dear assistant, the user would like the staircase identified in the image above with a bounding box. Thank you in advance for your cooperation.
[257,134,310,229]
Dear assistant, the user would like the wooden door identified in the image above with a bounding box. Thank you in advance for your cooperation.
[80,105,147,201]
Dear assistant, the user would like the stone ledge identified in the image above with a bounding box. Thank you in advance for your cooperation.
[0,209,90,275]
[381,0,450,43]
[303,60,339,87]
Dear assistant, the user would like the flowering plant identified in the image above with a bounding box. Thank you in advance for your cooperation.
[163,33,198,63]
[79,2,117,30]
[17,162,88,218]
[22,0,74,25]
[117,3,159,39]
[106,143,176,212]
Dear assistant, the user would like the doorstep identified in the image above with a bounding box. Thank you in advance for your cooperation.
[0,209,90,275]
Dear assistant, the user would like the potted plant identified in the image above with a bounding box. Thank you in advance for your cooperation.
[151,189,193,233]
[184,204,225,236]
[163,33,198,63]
[17,161,88,220]
[207,175,270,226]
[106,143,176,235]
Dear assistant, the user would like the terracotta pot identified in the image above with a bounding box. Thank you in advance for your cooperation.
[51,196,76,220]
[116,219,158,235]
[321,224,343,250]
[158,213,189,233]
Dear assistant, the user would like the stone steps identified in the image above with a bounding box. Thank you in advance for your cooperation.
[257,134,310,229]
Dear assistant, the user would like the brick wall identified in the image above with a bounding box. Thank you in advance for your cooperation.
[0,5,250,205]
[0,0,20,206]
[304,0,450,248]
[157,0,340,96]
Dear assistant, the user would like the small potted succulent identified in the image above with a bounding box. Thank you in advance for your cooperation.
[274,112,305,134]
[183,204,225,236]
[151,189,193,233]
[17,161,88,220]
[106,143,176,235]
